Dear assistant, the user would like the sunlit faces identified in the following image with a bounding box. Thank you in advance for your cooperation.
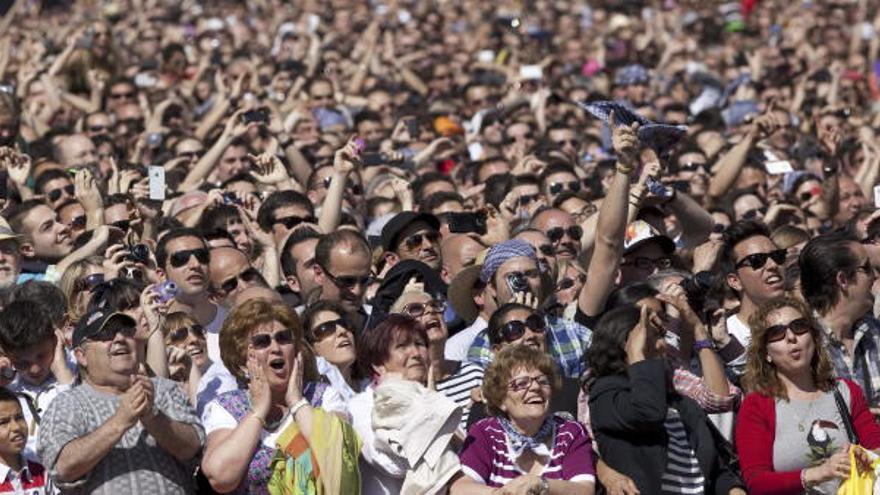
[728,235,786,304]
[499,366,552,423]
[20,205,73,262]
[246,320,296,393]
[308,310,356,370]
[164,236,209,297]
[0,400,27,459]
[764,306,816,377]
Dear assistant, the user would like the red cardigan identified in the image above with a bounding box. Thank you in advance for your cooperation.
[735,379,880,494]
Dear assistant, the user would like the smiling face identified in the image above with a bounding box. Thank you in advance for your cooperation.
[76,323,139,386]
[500,366,552,424]
[247,320,297,394]
[395,292,447,346]
[765,305,816,379]
[21,204,73,262]
[309,310,356,370]
[165,319,209,376]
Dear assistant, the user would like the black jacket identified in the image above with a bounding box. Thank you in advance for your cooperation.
[589,359,743,495]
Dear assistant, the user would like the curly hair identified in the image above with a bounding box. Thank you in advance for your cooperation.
[482,345,561,418]
[743,296,835,400]
[588,306,642,378]
[219,299,314,384]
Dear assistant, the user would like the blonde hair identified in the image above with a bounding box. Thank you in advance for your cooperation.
[58,256,103,324]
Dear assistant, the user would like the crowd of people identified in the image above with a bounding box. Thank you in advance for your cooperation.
[0,0,879,493]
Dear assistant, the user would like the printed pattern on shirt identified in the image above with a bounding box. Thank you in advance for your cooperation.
[660,408,705,495]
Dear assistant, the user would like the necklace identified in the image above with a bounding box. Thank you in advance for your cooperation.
[791,392,820,432]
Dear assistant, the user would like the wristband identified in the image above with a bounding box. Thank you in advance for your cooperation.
[693,339,715,352]
[290,398,309,418]
[249,413,267,429]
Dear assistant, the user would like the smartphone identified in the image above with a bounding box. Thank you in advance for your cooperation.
[405,117,418,138]
[873,185,880,208]
[519,65,543,81]
[477,50,495,63]
[242,109,268,124]
[446,212,488,235]
[361,152,387,167]
[148,166,165,201]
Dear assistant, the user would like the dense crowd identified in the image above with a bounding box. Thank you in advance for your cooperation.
[0,0,879,494]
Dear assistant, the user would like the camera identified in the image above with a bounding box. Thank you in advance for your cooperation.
[154,281,179,303]
[128,243,150,264]
[506,272,530,295]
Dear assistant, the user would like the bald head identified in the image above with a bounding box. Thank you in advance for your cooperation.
[209,247,263,308]
[440,234,485,284]
[56,134,98,169]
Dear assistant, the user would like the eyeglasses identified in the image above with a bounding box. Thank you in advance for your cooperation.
[508,374,551,392]
[273,215,317,229]
[167,325,205,345]
[403,300,446,318]
[622,256,673,270]
[168,248,210,268]
[735,249,786,270]
[310,319,351,341]
[319,263,373,290]
[742,206,768,220]
[249,329,295,349]
[518,194,540,207]
[73,273,104,293]
[499,314,546,343]
[88,125,110,134]
[219,267,263,294]
[403,231,440,250]
[109,220,130,232]
[88,323,136,343]
[548,180,581,195]
[766,317,812,343]
[109,91,136,100]
[556,274,586,291]
[538,244,555,256]
[47,184,74,202]
[545,225,583,243]
[70,215,87,230]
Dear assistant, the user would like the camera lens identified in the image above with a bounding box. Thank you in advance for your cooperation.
[129,244,149,264]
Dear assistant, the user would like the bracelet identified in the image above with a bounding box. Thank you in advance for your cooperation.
[693,339,715,352]
[290,398,309,418]
[249,413,267,429]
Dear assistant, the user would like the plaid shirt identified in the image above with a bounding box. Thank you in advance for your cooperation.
[820,314,880,406]
[465,314,591,378]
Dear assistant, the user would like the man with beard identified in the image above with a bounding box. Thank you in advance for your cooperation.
[312,229,373,332]
[381,212,442,271]
[800,231,880,412]
[530,208,582,262]
[156,229,225,362]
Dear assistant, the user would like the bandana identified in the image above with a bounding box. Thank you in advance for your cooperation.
[498,416,556,460]
[479,239,538,283]
[578,100,687,155]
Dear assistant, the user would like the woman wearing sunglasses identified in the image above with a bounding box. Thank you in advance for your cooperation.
[163,311,236,414]
[450,345,596,495]
[736,296,880,493]
[59,256,104,326]
[588,305,745,494]
[201,299,360,494]
[390,290,484,432]
[300,300,362,416]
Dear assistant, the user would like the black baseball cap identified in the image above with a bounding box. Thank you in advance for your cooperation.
[380,212,440,252]
[72,310,137,347]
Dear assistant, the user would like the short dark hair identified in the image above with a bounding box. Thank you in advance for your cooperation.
[420,191,464,214]
[0,388,20,409]
[604,283,658,313]
[588,305,642,378]
[315,230,369,272]
[34,169,70,195]
[412,172,455,203]
[799,230,861,314]
[197,205,241,235]
[538,162,577,188]
[357,314,427,379]
[156,227,206,269]
[6,199,48,238]
[281,227,321,277]
[89,278,147,313]
[6,281,66,327]
[487,303,536,346]
[721,220,771,275]
[354,110,383,129]
[0,299,56,353]
[256,190,314,232]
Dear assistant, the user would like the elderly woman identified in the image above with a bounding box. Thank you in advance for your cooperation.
[300,300,362,414]
[163,312,236,417]
[390,289,483,431]
[450,345,596,494]
[736,296,880,493]
[201,299,360,494]
[588,305,745,494]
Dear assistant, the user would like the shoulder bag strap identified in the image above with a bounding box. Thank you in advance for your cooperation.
[832,382,860,445]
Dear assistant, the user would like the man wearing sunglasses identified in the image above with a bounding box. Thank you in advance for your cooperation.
[208,247,267,309]
[720,221,787,371]
[35,170,76,211]
[312,230,373,331]
[620,220,676,285]
[381,212,443,271]
[256,190,316,247]
[539,163,583,205]
[157,229,226,362]
[530,208,582,261]
[800,231,880,411]
[39,309,204,493]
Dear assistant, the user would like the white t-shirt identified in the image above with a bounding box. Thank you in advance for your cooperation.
[205,305,228,364]
[202,396,294,449]
[726,313,751,349]
[195,361,238,422]
[444,317,487,361]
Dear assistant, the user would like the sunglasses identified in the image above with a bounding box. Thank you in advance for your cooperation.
[548,180,581,195]
[47,184,75,202]
[712,223,727,234]
[249,329,295,350]
[622,256,673,270]
[766,317,812,343]
[679,161,708,173]
[552,138,581,148]
[109,91,136,100]
[320,263,373,290]
[500,314,546,343]
[274,215,317,229]
[556,274,586,291]
[546,225,583,243]
[403,300,446,318]
[177,150,204,161]
[70,215,87,230]
[89,322,136,343]
[168,248,210,268]
[518,194,540,207]
[219,267,262,294]
[404,231,440,250]
[735,249,786,270]
[742,207,768,220]
[167,325,205,345]
[798,186,822,203]
[88,125,110,133]
[110,220,130,232]
[73,273,105,293]
[508,374,551,392]
[310,319,350,342]
[538,244,555,256]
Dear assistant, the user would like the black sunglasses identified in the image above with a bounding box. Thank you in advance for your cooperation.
[518,194,540,207]
[404,231,440,250]
[70,215,87,230]
[47,184,75,202]
[110,220,131,232]
[499,314,546,343]
[167,325,205,345]
[249,329,295,349]
[89,322,137,343]
[538,244,555,256]
[274,215,317,229]
[109,91,136,100]
[546,225,583,243]
[403,300,446,318]
[766,317,812,343]
[319,262,373,290]
[548,181,581,195]
[168,248,210,268]
[88,125,110,133]
[219,267,262,294]
[679,161,708,173]
[556,274,586,291]
[310,319,351,342]
[622,256,673,270]
[742,206,768,220]
[735,249,786,270]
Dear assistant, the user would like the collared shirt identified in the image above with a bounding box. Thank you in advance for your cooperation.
[820,314,880,405]
[466,315,591,378]
[9,376,70,462]
[0,458,47,495]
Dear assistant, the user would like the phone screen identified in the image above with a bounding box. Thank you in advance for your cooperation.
[148,166,165,201]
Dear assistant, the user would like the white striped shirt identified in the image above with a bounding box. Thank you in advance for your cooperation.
[436,362,484,431]
[661,408,705,494]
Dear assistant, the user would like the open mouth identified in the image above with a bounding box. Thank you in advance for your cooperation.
[187,348,203,358]
[110,347,130,356]
[336,339,352,348]
[765,274,782,285]
[524,396,546,405]
[268,358,286,371]
[186,273,204,283]
[424,319,441,331]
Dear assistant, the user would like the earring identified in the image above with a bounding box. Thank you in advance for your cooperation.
[766,356,772,364]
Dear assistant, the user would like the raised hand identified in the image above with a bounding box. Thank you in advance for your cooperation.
[247,355,272,422]
[611,111,640,169]
[248,152,290,185]
[284,352,304,408]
